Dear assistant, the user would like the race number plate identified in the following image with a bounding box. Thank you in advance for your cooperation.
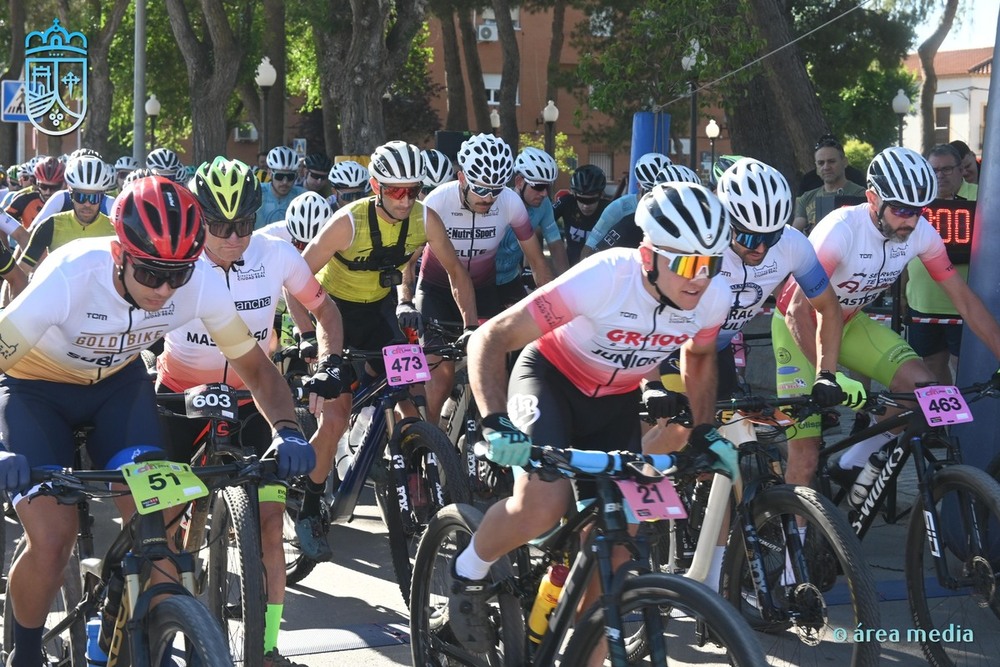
[120,461,209,515]
[615,478,687,521]
[183,382,238,420]
[383,344,430,386]
[914,385,973,426]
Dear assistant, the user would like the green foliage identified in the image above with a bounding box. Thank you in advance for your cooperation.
[518,132,578,174]
[843,138,874,172]
[383,23,443,145]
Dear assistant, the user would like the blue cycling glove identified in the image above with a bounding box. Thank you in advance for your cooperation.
[480,413,532,468]
[269,427,315,479]
[0,451,30,494]
[687,424,740,480]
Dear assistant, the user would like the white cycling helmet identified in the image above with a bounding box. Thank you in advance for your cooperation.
[635,182,729,255]
[513,147,558,184]
[421,149,455,188]
[654,164,702,186]
[285,191,332,244]
[715,158,791,233]
[115,156,140,172]
[99,161,117,190]
[369,141,424,184]
[69,148,103,161]
[266,146,300,173]
[867,146,937,207]
[327,160,370,189]
[634,152,671,190]
[458,133,513,187]
[65,156,111,191]
[146,148,181,177]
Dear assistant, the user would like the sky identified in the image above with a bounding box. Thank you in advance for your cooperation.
[914,0,999,51]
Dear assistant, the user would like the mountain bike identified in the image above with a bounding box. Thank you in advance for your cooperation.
[410,443,768,666]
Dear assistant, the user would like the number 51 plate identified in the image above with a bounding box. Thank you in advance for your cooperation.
[120,461,209,515]
[914,385,973,426]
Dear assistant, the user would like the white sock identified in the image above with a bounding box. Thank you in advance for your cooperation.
[455,534,496,581]
[839,425,895,470]
[706,546,726,592]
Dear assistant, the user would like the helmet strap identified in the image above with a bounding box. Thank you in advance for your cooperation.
[375,190,406,222]
[645,253,681,309]
[461,184,476,212]
[875,201,892,239]
[116,261,141,309]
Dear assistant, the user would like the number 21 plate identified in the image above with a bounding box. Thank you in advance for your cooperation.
[914,385,973,426]
[383,344,430,386]
[615,477,687,521]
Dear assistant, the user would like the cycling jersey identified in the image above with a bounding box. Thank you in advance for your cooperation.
[4,189,44,228]
[593,215,643,253]
[553,193,610,264]
[315,197,428,303]
[776,203,954,320]
[255,182,306,229]
[420,182,533,289]
[258,220,292,244]
[32,190,114,229]
[0,237,257,384]
[157,234,327,392]
[583,195,638,252]
[20,210,115,268]
[495,197,562,286]
[523,247,730,397]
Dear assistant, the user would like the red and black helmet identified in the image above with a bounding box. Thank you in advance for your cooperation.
[34,156,65,185]
[112,176,205,265]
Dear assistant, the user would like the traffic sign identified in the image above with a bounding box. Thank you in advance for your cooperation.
[1,81,29,123]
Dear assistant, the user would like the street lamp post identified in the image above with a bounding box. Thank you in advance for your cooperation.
[892,88,910,148]
[255,57,277,153]
[542,100,559,158]
[489,108,500,135]
[681,40,702,171]
[144,94,160,152]
[705,118,720,176]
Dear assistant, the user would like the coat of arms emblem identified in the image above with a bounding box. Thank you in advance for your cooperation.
[24,18,88,136]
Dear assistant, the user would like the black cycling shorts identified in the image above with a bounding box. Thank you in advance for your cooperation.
[415,280,500,346]
[156,384,273,462]
[333,294,401,384]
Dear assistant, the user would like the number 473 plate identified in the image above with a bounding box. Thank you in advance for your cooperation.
[914,385,973,426]
[383,344,430,386]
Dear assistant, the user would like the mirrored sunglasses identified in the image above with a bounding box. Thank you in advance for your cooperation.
[887,203,922,219]
[337,190,367,203]
[648,246,722,280]
[271,172,296,182]
[733,227,783,249]
[70,191,103,205]
[128,254,195,289]
[206,216,255,238]
[468,183,505,198]
[381,184,421,200]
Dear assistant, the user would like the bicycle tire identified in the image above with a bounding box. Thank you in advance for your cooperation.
[561,572,767,666]
[2,537,86,666]
[281,483,319,586]
[295,405,318,440]
[376,420,472,605]
[206,487,266,667]
[905,464,1000,667]
[409,503,524,666]
[146,595,235,667]
[720,484,881,666]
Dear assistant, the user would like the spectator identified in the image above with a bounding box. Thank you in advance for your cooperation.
[949,140,979,199]
[797,133,867,195]
[792,135,866,234]
[255,150,272,183]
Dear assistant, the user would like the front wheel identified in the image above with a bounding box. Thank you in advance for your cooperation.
[905,464,1000,667]
[562,573,767,666]
[146,595,235,667]
[410,503,524,666]
[720,484,881,666]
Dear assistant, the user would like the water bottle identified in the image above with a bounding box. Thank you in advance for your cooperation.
[335,431,353,478]
[86,617,108,667]
[848,447,889,508]
[527,564,569,644]
[671,518,697,570]
[349,405,376,450]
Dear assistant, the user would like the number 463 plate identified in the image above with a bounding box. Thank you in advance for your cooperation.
[914,385,973,426]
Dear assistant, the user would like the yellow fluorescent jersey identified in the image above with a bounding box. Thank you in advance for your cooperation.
[20,210,115,268]
[0,237,257,384]
[316,197,428,303]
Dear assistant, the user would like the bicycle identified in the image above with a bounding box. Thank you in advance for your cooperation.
[1,451,277,666]
[281,341,471,603]
[410,443,768,666]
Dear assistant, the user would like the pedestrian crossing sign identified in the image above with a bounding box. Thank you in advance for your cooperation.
[1,81,30,123]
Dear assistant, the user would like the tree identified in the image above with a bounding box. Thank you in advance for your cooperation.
[0,0,27,166]
[79,0,130,160]
[456,7,492,134]
[492,0,521,147]
[428,0,469,130]
[917,0,959,153]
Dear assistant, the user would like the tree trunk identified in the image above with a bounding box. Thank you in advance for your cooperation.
[262,0,287,151]
[1,0,27,165]
[546,0,566,104]
[82,0,130,159]
[457,9,491,133]
[438,12,467,130]
[492,0,519,144]
[918,0,958,153]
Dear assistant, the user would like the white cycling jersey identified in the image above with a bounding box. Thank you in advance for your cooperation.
[420,181,534,288]
[0,237,257,384]
[524,248,730,397]
[777,203,953,320]
[158,233,326,391]
[257,220,292,244]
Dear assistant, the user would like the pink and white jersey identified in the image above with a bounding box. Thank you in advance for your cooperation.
[524,248,730,397]
[777,203,954,320]
[420,181,534,288]
[158,233,327,391]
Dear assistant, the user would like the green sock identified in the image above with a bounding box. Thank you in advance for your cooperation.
[264,603,283,653]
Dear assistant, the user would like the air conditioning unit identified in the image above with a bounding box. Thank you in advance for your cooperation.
[477,24,498,42]
[234,124,258,143]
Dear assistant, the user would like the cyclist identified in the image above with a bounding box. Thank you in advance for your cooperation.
[579,152,670,262]
[0,166,8,202]
[496,147,568,308]
[448,182,737,652]
[114,155,140,191]
[155,158,342,667]
[327,160,371,210]
[776,146,1000,488]
[146,147,182,181]
[257,146,306,229]
[295,140,477,560]
[418,148,455,201]
[0,175,313,667]
[2,156,65,244]
[553,164,609,265]
[31,159,115,231]
[17,155,115,277]
[418,133,553,426]
[302,152,334,198]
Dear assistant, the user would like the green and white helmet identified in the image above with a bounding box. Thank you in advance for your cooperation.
[193,157,261,220]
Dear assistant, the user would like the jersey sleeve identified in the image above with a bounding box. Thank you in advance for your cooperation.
[0,245,15,275]
[524,259,612,334]
[194,270,258,360]
[586,199,625,249]
[20,218,56,267]
[278,241,327,311]
[0,211,20,236]
[508,198,535,242]
[807,213,851,276]
[785,227,829,298]
[536,200,562,245]
[914,220,956,282]
[31,192,65,230]
[0,264,72,373]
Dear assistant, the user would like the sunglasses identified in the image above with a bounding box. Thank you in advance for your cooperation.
[526,182,550,192]
[733,227,784,249]
[381,184,421,200]
[337,190,367,203]
[37,182,61,192]
[467,183,505,198]
[814,135,842,151]
[308,172,327,180]
[648,246,723,280]
[127,254,196,289]
[206,216,255,238]
[70,191,103,205]
[292,239,307,251]
[576,195,600,205]
[887,204,922,219]
[271,172,296,182]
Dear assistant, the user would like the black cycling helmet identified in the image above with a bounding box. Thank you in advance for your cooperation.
[303,152,333,174]
[570,164,607,196]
